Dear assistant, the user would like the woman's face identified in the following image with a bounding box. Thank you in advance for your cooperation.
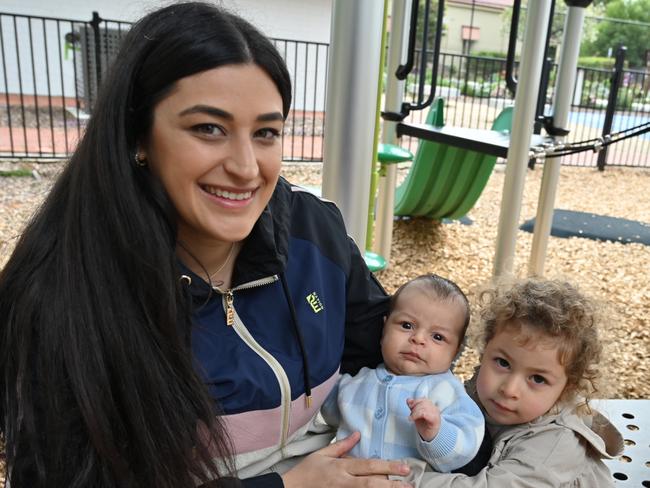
[142,64,285,247]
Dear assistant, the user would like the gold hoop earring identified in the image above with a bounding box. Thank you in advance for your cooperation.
[135,152,147,167]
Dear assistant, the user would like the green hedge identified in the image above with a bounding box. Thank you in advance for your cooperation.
[577,57,616,69]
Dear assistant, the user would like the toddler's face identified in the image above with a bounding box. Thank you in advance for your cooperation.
[476,323,568,425]
[381,285,465,376]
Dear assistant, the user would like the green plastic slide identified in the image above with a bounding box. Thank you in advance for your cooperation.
[394,98,513,219]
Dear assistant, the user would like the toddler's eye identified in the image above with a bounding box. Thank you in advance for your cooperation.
[400,322,414,330]
[495,357,510,369]
[531,374,547,385]
[432,333,445,342]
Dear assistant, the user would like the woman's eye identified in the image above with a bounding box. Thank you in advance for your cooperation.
[193,124,224,136]
[400,322,413,330]
[255,128,281,140]
[432,333,444,342]
[531,375,547,385]
[495,357,510,369]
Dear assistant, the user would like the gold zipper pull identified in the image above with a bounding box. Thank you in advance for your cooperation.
[225,290,235,326]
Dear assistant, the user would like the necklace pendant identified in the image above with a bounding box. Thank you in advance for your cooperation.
[225,290,235,326]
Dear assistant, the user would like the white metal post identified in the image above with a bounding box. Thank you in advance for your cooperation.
[321,0,385,248]
[493,0,553,277]
[373,0,411,264]
[528,6,587,276]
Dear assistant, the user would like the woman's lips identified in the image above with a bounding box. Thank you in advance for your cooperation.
[200,184,257,208]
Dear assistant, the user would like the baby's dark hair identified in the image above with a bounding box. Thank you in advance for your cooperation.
[390,274,471,346]
[479,277,602,411]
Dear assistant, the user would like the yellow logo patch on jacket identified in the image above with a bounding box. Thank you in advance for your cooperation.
[306,292,324,313]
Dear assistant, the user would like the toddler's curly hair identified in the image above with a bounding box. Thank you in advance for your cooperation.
[479,277,602,412]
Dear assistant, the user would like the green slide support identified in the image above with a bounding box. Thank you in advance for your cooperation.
[394,98,513,220]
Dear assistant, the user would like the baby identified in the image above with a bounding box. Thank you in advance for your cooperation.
[321,274,485,473]
[394,277,624,487]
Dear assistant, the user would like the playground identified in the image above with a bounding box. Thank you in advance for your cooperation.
[1,0,649,484]
[0,159,647,402]
[279,161,650,401]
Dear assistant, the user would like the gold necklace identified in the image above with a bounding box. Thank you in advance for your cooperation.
[209,243,235,286]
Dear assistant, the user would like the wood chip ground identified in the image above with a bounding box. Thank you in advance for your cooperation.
[0,160,648,480]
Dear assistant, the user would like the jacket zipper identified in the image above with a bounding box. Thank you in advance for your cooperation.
[218,276,278,326]
[220,275,293,447]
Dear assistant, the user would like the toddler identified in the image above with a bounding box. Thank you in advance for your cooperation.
[395,277,624,487]
[321,274,485,473]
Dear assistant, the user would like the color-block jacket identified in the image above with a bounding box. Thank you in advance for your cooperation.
[184,177,390,488]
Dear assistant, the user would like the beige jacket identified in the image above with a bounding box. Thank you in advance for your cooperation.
[393,401,624,488]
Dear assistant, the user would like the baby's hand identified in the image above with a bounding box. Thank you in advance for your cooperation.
[406,398,441,442]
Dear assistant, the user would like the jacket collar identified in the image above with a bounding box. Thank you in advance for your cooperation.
[233,177,291,286]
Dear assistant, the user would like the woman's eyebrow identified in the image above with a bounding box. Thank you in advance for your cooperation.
[179,105,232,120]
[178,104,283,122]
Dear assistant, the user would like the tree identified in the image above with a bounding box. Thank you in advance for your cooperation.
[583,0,650,67]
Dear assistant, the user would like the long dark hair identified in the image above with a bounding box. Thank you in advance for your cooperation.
[0,3,291,486]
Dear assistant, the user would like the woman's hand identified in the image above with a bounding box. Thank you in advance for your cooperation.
[281,432,412,488]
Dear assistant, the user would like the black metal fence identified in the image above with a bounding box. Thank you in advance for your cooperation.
[401,49,650,169]
[1,11,649,167]
[0,12,327,161]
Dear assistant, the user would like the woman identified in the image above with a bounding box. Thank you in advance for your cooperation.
[0,3,411,487]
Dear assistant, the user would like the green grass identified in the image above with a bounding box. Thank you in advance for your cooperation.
[0,168,33,178]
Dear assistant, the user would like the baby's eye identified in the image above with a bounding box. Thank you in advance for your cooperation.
[400,322,414,330]
[495,357,510,369]
[531,374,547,385]
[431,333,445,342]
[193,123,225,136]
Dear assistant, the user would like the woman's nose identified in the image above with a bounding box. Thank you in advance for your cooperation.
[224,136,258,179]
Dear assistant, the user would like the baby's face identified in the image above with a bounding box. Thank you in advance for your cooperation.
[381,285,465,376]
[476,323,568,425]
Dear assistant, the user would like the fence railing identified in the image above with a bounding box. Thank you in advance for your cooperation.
[0,12,327,162]
[401,49,650,169]
[1,11,649,167]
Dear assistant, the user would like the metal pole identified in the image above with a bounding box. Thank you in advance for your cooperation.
[373,0,411,264]
[365,0,390,251]
[493,0,552,278]
[597,46,626,171]
[90,12,102,103]
[321,0,385,248]
[528,5,587,276]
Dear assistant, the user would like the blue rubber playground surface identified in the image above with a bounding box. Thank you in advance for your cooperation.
[520,209,650,245]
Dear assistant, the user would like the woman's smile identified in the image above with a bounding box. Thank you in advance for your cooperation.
[200,184,257,207]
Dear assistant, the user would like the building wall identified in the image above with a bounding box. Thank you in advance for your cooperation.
[0,0,332,41]
[0,0,331,108]
[443,3,510,55]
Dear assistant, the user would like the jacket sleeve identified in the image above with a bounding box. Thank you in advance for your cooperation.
[319,379,341,428]
[401,424,592,488]
[414,379,485,473]
[241,473,284,488]
[341,234,389,375]
[201,473,284,488]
